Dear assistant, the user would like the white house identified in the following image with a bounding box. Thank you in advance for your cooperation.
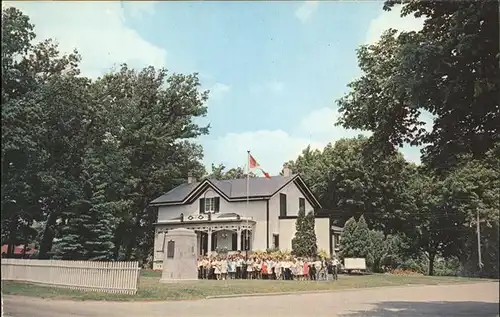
[150,166,343,270]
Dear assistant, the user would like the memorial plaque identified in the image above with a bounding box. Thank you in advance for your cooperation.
[167,240,175,258]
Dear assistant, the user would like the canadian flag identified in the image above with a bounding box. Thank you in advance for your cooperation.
[249,154,260,169]
[248,153,271,178]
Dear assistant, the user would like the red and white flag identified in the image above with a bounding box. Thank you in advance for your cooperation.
[248,153,271,178]
[260,168,271,178]
[249,154,260,169]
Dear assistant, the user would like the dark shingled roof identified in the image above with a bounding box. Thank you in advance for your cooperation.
[150,175,295,205]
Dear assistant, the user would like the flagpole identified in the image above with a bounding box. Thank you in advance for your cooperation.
[246,150,250,259]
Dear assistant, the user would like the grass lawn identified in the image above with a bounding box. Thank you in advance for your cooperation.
[1,270,492,302]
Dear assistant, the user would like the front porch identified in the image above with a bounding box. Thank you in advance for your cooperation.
[156,212,256,256]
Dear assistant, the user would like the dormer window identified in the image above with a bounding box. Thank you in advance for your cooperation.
[205,197,215,213]
[199,197,220,214]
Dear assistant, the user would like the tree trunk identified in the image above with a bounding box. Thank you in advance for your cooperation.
[7,243,14,258]
[124,215,141,260]
[428,252,436,276]
[37,212,57,259]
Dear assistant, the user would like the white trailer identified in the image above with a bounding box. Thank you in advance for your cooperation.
[343,258,367,274]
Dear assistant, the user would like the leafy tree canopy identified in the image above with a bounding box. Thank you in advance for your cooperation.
[337,1,499,171]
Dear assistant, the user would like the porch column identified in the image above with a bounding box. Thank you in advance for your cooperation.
[237,228,242,251]
[207,228,212,256]
[331,234,336,256]
[196,232,201,256]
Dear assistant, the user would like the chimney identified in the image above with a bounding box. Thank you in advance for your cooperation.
[187,172,196,184]
[282,164,292,177]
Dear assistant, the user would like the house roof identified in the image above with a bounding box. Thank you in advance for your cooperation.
[150,174,322,208]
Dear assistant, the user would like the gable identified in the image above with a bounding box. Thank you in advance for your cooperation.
[268,176,321,209]
[149,174,321,208]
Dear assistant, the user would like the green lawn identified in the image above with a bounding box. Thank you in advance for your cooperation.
[1,271,492,302]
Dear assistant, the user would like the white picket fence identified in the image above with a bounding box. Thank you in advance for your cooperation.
[1,259,141,294]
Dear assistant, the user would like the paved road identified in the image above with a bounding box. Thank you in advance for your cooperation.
[3,282,499,317]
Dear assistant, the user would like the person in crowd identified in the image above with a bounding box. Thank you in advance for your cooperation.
[275,258,282,280]
[220,257,228,280]
[261,258,268,280]
[309,259,316,280]
[266,257,275,280]
[228,256,236,279]
[202,256,209,279]
[213,257,221,280]
[236,255,243,279]
[303,258,309,280]
[246,257,254,279]
[314,257,323,281]
[332,256,340,281]
[196,252,340,281]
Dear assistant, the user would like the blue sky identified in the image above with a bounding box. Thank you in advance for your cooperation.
[5,1,425,175]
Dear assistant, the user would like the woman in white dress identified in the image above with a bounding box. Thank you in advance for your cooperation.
[254,259,262,280]
[220,257,228,280]
[275,259,282,280]
[228,257,236,279]
[213,258,221,280]
[296,259,304,281]
[246,258,254,279]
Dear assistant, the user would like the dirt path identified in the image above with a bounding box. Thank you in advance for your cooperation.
[3,282,499,317]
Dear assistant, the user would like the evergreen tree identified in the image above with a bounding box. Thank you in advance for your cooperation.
[339,217,357,259]
[340,215,374,266]
[291,209,318,257]
[352,215,371,258]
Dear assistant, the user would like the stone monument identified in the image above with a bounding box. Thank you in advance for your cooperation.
[160,228,198,283]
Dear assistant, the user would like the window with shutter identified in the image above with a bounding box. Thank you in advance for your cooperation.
[280,193,287,217]
[299,197,305,212]
[214,197,220,213]
[273,234,280,249]
[166,240,175,258]
[203,197,219,213]
[199,198,205,214]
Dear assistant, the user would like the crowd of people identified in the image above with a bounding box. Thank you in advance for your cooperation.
[197,253,340,281]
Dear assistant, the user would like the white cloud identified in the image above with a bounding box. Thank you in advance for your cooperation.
[250,80,285,95]
[125,1,158,20]
[268,80,285,93]
[365,4,424,45]
[204,107,369,175]
[295,1,318,24]
[209,83,231,101]
[3,1,166,78]
[204,106,433,174]
[204,130,325,176]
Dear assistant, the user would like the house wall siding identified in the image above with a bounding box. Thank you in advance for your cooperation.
[278,217,331,256]
[154,179,329,265]
[155,187,268,258]
[269,180,314,241]
[315,218,330,255]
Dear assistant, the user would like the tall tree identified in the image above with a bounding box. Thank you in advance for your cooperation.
[441,145,500,278]
[337,1,499,171]
[1,7,83,257]
[98,65,209,262]
[290,137,414,233]
[339,217,357,259]
[291,209,318,257]
[406,169,467,275]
